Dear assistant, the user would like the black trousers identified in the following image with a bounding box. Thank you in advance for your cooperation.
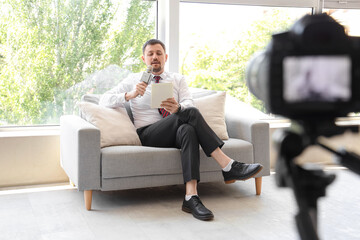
[136,107,224,183]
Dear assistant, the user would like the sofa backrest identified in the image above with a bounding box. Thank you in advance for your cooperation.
[81,88,217,122]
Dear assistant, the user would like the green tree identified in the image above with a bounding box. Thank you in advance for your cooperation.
[0,0,155,125]
[104,0,154,73]
[184,9,296,113]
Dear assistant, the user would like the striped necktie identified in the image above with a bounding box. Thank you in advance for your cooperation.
[154,76,171,118]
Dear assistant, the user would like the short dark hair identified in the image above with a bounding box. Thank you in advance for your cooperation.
[142,39,166,54]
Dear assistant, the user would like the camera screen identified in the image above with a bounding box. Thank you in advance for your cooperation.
[283,56,351,103]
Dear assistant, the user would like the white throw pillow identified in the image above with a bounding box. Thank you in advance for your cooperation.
[194,91,229,140]
[77,102,141,147]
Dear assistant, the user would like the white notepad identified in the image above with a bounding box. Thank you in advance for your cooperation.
[151,83,173,108]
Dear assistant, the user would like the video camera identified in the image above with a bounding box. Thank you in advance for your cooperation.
[246,14,360,240]
[247,13,360,122]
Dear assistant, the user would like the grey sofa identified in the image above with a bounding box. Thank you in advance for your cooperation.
[60,89,270,210]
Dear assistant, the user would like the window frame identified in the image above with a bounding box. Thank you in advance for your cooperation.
[323,0,360,9]
[158,0,320,73]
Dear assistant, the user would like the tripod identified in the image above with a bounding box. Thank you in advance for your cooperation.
[274,123,360,240]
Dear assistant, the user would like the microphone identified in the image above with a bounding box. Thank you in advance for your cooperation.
[137,65,153,98]
[140,65,153,84]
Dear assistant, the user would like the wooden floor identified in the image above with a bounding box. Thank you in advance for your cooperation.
[0,169,359,240]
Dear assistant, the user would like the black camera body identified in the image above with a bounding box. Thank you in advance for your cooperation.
[247,14,360,121]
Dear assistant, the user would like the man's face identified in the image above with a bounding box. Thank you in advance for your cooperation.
[142,44,168,74]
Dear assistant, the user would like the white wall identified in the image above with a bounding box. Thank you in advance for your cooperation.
[0,131,68,188]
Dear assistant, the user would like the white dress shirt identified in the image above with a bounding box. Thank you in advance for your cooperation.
[99,71,194,129]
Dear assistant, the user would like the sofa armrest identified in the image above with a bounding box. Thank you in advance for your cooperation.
[225,113,270,177]
[60,115,101,191]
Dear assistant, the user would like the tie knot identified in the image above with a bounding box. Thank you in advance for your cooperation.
[154,76,161,83]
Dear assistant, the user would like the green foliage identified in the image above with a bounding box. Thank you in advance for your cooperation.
[104,0,154,73]
[184,9,297,113]
[0,0,155,125]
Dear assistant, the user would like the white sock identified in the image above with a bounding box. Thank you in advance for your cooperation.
[222,159,235,172]
[185,194,198,201]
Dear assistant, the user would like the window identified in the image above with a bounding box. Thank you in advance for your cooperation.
[180,2,312,114]
[0,0,157,126]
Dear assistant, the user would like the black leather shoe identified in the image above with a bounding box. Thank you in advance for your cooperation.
[222,161,263,184]
[182,196,214,221]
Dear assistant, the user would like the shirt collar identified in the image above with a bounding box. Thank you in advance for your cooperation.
[152,71,168,81]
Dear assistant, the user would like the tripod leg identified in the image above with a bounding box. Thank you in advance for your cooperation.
[274,130,335,240]
[296,210,319,240]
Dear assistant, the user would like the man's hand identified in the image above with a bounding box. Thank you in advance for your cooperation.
[160,97,180,114]
[126,82,148,100]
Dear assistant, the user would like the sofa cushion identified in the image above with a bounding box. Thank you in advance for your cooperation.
[81,94,134,122]
[194,91,229,140]
[78,102,141,147]
[101,138,253,179]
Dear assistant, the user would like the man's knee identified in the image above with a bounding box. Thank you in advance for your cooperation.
[176,124,200,149]
[177,124,196,138]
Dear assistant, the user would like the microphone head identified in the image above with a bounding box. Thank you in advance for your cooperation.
[146,65,153,73]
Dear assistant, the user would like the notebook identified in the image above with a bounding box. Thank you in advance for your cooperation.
[151,83,173,108]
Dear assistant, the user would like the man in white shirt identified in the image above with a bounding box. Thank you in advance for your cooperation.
[100,39,263,221]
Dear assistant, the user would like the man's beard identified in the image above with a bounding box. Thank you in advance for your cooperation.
[152,66,162,73]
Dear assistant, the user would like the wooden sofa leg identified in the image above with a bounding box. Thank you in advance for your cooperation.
[255,177,262,195]
[84,190,93,210]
